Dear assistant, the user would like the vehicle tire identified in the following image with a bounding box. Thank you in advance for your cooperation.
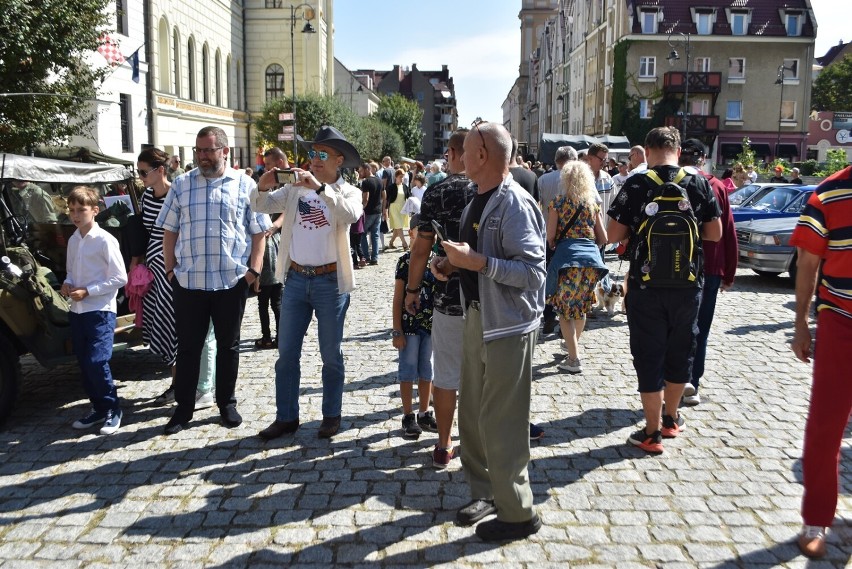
[0,338,20,427]
[753,270,781,278]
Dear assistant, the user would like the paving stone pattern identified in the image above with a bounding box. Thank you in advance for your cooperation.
[0,251,850,568]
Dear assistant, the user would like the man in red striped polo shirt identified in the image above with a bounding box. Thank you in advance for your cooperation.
[790,165,852,559]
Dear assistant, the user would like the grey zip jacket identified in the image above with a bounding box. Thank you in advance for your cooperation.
[460,173,546,342]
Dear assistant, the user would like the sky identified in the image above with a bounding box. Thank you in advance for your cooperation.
[333,0,847,128]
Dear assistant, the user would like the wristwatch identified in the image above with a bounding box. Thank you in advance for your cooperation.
[479,257,489,275]
[405,285,421,294]
[391,330,403,338]
[247,267,260,278]
[316,183,326,194]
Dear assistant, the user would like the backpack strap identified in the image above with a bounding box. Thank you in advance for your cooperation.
[645,167,689,188]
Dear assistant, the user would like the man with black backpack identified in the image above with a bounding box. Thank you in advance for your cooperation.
[606,127,722,454]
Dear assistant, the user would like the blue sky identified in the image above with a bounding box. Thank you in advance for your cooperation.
[333,0,845,128]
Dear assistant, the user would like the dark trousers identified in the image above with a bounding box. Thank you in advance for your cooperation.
[543,245,556,324]
[691,274,722,388]
[350,232,364,264]
[69,311,119,413]
[172,279,248,421]
[257,283,282,340]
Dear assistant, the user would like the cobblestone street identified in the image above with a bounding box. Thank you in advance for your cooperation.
[0,252,850,568]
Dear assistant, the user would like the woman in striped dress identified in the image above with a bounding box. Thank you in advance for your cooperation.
[131,149,216,408]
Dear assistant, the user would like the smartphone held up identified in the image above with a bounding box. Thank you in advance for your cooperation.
[275,169,299,185]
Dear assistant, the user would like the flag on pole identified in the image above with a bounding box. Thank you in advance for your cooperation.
[128,49,140,83]
[97,34,125,66]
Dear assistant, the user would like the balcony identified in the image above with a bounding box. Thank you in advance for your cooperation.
[663,72,722,94]
[664,114,720,136]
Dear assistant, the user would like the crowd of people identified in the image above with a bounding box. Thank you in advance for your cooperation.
[57,121,850,555]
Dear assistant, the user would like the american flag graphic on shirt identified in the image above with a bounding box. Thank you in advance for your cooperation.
[298,198,329,228]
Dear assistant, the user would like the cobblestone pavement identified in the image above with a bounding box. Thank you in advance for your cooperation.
[1,250,850,568]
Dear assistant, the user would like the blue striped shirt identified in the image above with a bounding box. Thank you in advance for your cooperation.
[157,167,271,291]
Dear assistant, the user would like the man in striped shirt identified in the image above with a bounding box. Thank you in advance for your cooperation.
[790,165,852,559]
[158,126,271,435]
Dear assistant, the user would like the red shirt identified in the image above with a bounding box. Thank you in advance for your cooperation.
[701,172,738,285]
[789,166,852,319]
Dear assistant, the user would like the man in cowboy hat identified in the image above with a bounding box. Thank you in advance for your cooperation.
[251,125,364,439]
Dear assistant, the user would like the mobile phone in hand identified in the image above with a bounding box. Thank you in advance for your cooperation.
[275,169,298,185]
[431,220,448,241]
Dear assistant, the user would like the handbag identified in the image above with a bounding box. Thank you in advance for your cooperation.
[380,219,389,234]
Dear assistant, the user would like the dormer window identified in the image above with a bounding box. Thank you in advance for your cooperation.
[730,10,748,36]
[784,10,804,36]
[690,8,716,35]
[640,9,659,34]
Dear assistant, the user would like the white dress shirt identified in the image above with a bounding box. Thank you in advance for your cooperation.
[64,223,128,314]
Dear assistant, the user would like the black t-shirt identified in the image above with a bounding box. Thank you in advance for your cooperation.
[459,186,498,307]
[509,167,539,202]
[361,175,383,214]
[417,173,474,313]
[607,164,721,284]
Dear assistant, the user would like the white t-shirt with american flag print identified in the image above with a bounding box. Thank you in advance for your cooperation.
[289,190,336,266]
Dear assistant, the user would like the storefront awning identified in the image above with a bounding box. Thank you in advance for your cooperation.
[775,143,799,158]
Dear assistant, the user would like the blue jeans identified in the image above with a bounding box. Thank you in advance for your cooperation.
[361,213,382,262]
[275,270,350,421]
[691,274,722,389]
[69,311,119,413]
[398,330,434,382]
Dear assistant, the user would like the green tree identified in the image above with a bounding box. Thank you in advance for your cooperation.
[376,93,423,158]
[812,54,852,111]
[0,0,111,152]
[817,148,849,177]
[735,137,757,168]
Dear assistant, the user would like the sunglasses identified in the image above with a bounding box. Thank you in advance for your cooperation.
[471,117,487,148]
[309,150,338,161]
[138,166,159,178]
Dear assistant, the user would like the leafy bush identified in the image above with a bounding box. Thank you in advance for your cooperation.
[817,149,850,177]
[798,159,818,176]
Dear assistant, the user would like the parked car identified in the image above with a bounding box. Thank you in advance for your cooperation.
[735,216,799,280]
[728,182,792,209]
[0,153,141,425]
[732,185,816,223]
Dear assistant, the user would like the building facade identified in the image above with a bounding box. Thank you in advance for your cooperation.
[333,58,380,117]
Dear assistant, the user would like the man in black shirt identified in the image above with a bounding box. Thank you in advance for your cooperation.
[358,162,385,265]
[607,127,722,454]
[508,137,539,202]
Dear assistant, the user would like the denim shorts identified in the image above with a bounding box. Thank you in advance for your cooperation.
[398,329,433,382]
[625,285,700,392]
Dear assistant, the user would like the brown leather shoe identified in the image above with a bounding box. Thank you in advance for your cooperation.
[259,419,299,440]
[318,415,341,438]
[797,525,826,558]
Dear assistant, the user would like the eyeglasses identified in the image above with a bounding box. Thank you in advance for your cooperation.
[192,146,224,154]
[138,166,159,178]
[308,150,339,161]
[471,118,487,148]
[590,154,607,162]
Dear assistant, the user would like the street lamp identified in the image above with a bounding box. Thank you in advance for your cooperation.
[667,32,691,139]
[774,63,796,160]
[289,3,316,160]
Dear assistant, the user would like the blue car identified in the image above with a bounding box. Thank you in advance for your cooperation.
[732,185,816,223]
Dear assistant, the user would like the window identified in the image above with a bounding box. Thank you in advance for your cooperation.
[202,45,209,104]
[639,56,656,78]
[265,64,285,100]
[731,11,748,35]
[640,10,658,34]
[781,100,796,122]
[119,94,132,152]
[173,30,181,97]
[187,39,195,101]
[726,100,742,121]
[696,12,712,35]
[116,0,128,36]
[265,0,282,6]
[782,59,799,80]
[215,51,222,107]
[691,99,709,116]
[728,57,745,79]
[694,57,710,72]
[786,13,801,36]
[639,99,653,119]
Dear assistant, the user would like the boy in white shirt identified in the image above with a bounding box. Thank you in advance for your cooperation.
[61,186,128,435]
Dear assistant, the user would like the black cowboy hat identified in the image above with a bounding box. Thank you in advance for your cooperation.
[297,125,361,168]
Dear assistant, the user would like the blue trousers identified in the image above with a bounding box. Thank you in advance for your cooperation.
[691,274,722,389]
[275,270,350,421]
[360,213,382,262]
[69,311,119,413]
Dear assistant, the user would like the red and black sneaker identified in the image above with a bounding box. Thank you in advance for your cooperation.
[661,414,685,438]
[627,428,663,454]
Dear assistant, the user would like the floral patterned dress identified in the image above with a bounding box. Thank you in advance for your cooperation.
[547,196,605,319]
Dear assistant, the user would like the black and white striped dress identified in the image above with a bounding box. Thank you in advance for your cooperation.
[141,187,177,366]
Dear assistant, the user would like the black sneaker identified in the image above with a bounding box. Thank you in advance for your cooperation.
[627,428,663,454]
[475,514,542,541]
[529,423,545,440]
[416,411,438,432]
[661,413,685,438]
[402,413,422,438]
[220,405,243,428]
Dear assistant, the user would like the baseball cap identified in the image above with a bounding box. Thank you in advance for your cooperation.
[680,138,707,157]
[774,165,784,172]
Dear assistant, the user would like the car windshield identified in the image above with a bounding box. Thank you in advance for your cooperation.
[783,192,812,214]
[729,184,762,205]
[748,187,801,211]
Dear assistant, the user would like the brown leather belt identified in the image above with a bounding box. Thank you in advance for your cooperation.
[290,261,337,277]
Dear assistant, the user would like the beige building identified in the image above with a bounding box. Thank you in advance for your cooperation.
[333,58,380,117]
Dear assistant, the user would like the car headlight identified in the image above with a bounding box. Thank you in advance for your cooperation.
[750,234,782,246]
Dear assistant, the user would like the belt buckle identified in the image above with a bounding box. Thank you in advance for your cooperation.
[304,266,317,277]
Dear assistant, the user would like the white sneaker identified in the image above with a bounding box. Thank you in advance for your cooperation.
[683,383,697,397]
[683,393,701,406]
[195,391,215,410]
[558,356,582,374]
[99,409,123,435]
